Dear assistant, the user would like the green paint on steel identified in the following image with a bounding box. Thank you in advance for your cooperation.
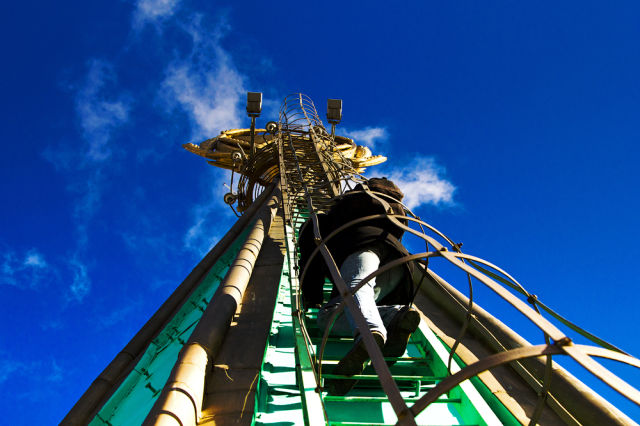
[90,224,255,426]
[253,217,520,426]
[450,352,521,425]
[253,249,306,425]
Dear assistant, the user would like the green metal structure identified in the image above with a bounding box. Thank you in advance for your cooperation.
[63,93,640,426]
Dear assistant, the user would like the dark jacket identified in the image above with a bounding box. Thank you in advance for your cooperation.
[299,184,414,308]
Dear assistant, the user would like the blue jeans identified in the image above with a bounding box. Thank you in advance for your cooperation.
[317,249,404,341]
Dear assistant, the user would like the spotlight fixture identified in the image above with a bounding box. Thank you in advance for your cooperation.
[246,92,263,155]
[326,99,342,123]
[246,92,262,116]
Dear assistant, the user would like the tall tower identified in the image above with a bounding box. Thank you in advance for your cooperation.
[64,94,639,425]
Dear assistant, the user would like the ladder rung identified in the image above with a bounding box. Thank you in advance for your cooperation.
[320,356,429,364]
[323,395,462,403]
[322,374,440,382]
[329,424,479,426]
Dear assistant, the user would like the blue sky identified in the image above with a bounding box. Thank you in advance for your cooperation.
[1,1,639,423]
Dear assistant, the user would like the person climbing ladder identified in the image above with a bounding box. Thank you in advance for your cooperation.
[299,177,421,395]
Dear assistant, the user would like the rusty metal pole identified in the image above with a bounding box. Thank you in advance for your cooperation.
[143,190,279,426]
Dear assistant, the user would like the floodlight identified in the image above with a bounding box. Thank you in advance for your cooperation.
[327,99,342,123]
[246,92,262,116]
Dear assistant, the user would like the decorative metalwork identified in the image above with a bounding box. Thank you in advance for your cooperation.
[183,94,385,214]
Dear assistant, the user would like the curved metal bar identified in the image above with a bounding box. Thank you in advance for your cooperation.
[454,253,529,294]
[467,259,629,355]
[298,211,458,290]
[529,353,554,426]
[316,299,346,383]
[362,186,486,383]
[572,345,640,368]
[407,342,640,422]
[408,344,565,418]
[350,193,626,355]
[339,252,441,297]
[562,345,640,406]
[361,188,569,342]
[298,209,471,289]
[424,242,555,424]
[298,191,618,366]
[438,250,566,340]
[299,213,399,286]
[365,191,457,248]
[447,272,474,375]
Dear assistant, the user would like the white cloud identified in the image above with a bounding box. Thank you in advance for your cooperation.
[157,16,246,256]
[47,59,128,303]
[378,156,456,210]
[183,215,228,256]
[260,97,282,122]
[1,252,17,285]
[40,319,63,331]
[182,169,235,255]
[183,197,230,256]
[46,360,63,383]
[163,62,244,139]
[342,126,388,150]
[24,250,47,268]
[1,249,50,289]
[68,171,105,252]
[47,60,128,168]
[120,225,177,273]
[160,19,245,141]
[68,257,90,302]
[0,355,63,392]
[76,60,130,162]
[0,247,94,303]
[184,216,207,251]
[133,0,180,28]
[96,301,141,330]
[0,352,48,385]
[0,358,31,384]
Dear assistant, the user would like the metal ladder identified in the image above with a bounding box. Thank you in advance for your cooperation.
[253,218,511,425]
